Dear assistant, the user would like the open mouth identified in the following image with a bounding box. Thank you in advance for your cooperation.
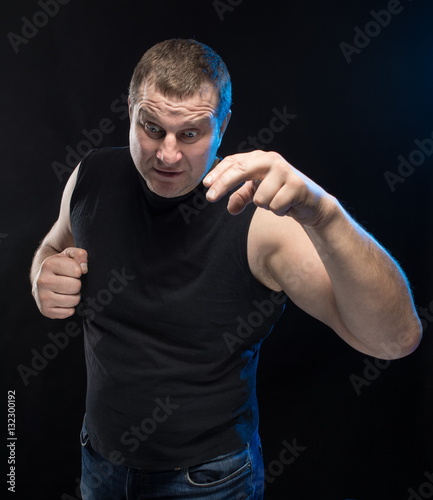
[153,168,183,178]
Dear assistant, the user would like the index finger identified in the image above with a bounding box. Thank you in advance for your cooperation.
[203,151,269,202]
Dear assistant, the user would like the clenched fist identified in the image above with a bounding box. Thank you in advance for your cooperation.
[32,247,88,319]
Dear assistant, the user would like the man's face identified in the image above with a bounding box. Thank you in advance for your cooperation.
[129,82,230,198]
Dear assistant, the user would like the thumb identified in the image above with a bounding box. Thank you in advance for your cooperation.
[62,247,88,274]
[227,181,256,215]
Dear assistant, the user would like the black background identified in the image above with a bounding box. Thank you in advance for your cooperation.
[1,0,433,498]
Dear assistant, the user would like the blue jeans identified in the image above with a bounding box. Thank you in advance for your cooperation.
[80,419,264,499]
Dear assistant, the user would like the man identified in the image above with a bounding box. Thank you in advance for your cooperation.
[30,39,422,499]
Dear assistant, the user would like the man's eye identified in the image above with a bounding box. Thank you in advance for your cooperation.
[145,123,163,134]
[183,131,198,138]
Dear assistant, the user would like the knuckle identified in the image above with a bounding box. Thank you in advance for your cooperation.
[53,309,74,320]
[274,154,291,172]
[72,296,81,307]
[76,248,87,259]
[268,201,286,216]
[253,193,267,208]
[36,273,51,289]
[38,290,50,304]
[64,259,82,278]
[225,154,247,169]
[224,153,241,163]
[70,266,83,279]
[219,162,246,186]
[267,150,281,159]
[40,256,56,271]
[73,280,82,294]
[232,160,247,174]
[217,171,232,187]
[219,161,246,184]
[62,308,76,318]
[289,175,305,191]
[268,200,278,211]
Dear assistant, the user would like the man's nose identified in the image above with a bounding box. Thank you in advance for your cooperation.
[156,135,182,166]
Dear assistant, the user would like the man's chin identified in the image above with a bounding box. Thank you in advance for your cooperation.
[145,178,195,199]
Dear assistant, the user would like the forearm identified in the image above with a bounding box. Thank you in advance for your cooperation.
[303,198,422,358]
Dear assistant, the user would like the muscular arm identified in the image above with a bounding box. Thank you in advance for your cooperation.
[30,166,88,319]
[204,150,422,360]
[249,203,422,359]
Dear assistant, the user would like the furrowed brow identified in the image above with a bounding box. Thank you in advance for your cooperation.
[182,117,210,129]
[138,107,211,129]
[138,108,159,123]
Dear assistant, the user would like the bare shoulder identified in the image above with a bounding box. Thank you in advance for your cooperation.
[41,165,80,252]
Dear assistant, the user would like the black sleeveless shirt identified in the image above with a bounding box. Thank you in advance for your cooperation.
[70,147,287,470]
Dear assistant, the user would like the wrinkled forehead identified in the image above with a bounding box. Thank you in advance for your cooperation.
[137,82,219,111]
[134,82,220,123]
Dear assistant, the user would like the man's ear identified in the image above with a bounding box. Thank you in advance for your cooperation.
[219,110,232,137]
[217,110,231,149]
[128,96,133,121]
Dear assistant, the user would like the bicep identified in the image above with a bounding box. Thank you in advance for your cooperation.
[268,220,335,323]
[258,212,351,338]
[253,210,382,353]
[41,165,80,252]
